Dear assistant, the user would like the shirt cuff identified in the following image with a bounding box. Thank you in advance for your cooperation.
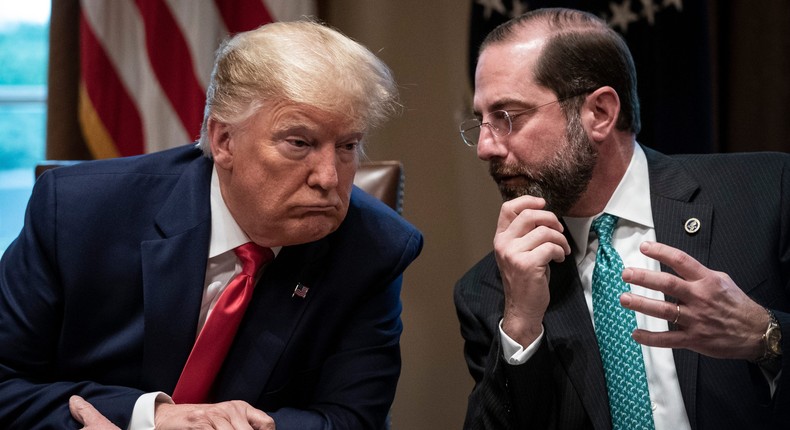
[128,392,173,430]
[499,319,545,365]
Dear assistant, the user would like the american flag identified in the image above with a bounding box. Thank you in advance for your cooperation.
[79,0,316,159]
[292,283,309,299]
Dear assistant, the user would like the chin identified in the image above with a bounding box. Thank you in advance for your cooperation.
[290,219,342,245]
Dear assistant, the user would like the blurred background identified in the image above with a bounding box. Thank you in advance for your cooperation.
[1,1,789,428]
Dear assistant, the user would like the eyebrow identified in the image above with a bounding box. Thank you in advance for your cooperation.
[474,98,531,116]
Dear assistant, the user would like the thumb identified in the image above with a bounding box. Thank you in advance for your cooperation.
[69,395,117,428]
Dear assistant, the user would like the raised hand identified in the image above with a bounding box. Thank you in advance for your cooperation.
[620,241,768,360]
[495,195,571,347]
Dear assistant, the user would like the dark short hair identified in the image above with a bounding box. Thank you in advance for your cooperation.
[480,8,641,134]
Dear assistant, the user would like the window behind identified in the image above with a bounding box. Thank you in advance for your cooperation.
[0,0,50,252]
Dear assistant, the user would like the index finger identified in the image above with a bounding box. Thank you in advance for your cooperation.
[497,195,546,229]
[639,241,707,281]
[497,195,563,235]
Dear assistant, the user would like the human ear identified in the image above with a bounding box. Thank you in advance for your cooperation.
[583,86,620,142]
[208,119,233,169]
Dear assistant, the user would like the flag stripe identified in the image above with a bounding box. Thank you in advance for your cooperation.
[135,0,205,142]
[215,0,273,34]
[79,84,121,159]
[79,11,144,156]
[79,0,314,157]
[165,0,228,89]
[81,0,189,154]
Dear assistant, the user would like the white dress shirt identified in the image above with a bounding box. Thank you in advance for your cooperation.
[129,166,280,429]
[499,143,691,430]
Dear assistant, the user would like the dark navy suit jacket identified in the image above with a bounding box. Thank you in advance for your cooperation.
[0,144,423,429]
[455,147,790,429]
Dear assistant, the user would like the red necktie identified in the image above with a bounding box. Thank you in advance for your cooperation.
[172,242,274,404]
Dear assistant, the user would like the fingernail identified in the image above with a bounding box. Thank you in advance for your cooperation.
[618,293,628,305]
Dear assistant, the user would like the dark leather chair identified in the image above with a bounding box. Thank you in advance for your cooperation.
[353,160,404,214]
[36,160,405,213]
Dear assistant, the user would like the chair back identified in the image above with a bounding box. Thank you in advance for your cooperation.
[353,160,404,214]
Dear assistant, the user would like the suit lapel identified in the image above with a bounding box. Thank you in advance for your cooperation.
[212,237,331,402]
[544,255,611,429]
[645,146,712,429]
[544,147,712,429]
[140,155,213,393]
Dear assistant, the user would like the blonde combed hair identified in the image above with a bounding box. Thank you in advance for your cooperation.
[197,20,399,156]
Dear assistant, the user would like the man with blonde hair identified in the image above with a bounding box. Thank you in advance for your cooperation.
[0,20,422,429]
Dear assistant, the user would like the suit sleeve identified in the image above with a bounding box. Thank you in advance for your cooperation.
[768,156,790,426]
[0,173,141,429]
[454,257,568,430]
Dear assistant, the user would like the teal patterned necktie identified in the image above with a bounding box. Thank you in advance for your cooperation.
[591,214,655,430]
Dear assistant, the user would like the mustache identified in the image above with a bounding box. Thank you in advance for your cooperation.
[489,159,540,182]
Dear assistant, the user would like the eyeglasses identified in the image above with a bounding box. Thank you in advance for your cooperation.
[459,92,591,147]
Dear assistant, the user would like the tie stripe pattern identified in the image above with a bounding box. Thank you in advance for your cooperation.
[591,214,655,430]
[172,242,273,404]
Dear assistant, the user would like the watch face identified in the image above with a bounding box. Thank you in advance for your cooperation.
[767,325,782,355]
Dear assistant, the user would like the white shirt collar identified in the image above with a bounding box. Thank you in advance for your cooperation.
[208,166,282,258]
[564,142,653,251]
[209,166,251,258]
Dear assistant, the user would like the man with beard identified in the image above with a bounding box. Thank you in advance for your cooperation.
[455,7,790,430]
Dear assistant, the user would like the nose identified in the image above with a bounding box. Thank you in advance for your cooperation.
[476,125,508,161]
[307,149,339,190]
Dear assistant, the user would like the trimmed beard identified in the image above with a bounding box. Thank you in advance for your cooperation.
[489,108,597,216]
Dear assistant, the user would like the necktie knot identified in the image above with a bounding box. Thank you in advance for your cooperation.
[234,242,274,277]
[591,213,619,246]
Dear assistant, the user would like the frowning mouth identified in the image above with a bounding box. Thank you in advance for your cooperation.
[293,204,339,214]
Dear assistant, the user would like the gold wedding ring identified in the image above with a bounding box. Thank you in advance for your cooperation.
[672,304,681,325]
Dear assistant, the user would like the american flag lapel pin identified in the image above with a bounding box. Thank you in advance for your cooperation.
[292,283,309,299]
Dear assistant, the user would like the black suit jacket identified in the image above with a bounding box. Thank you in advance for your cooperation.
[0,145,423,429]
[455,147,790,429]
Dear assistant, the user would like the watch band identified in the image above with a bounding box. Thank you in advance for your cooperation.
[756,308,781,364]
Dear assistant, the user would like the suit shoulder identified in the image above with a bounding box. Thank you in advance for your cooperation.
[335,188,424,259]
[347,187,422,237]
[455,252,499,302]
[673,151,790,174]
[665,151,790,194]
[41,144,203,180]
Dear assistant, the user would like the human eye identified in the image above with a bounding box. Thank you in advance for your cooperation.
[336,141,359,152]
[287,137,311,148]
[488,111,510,132]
